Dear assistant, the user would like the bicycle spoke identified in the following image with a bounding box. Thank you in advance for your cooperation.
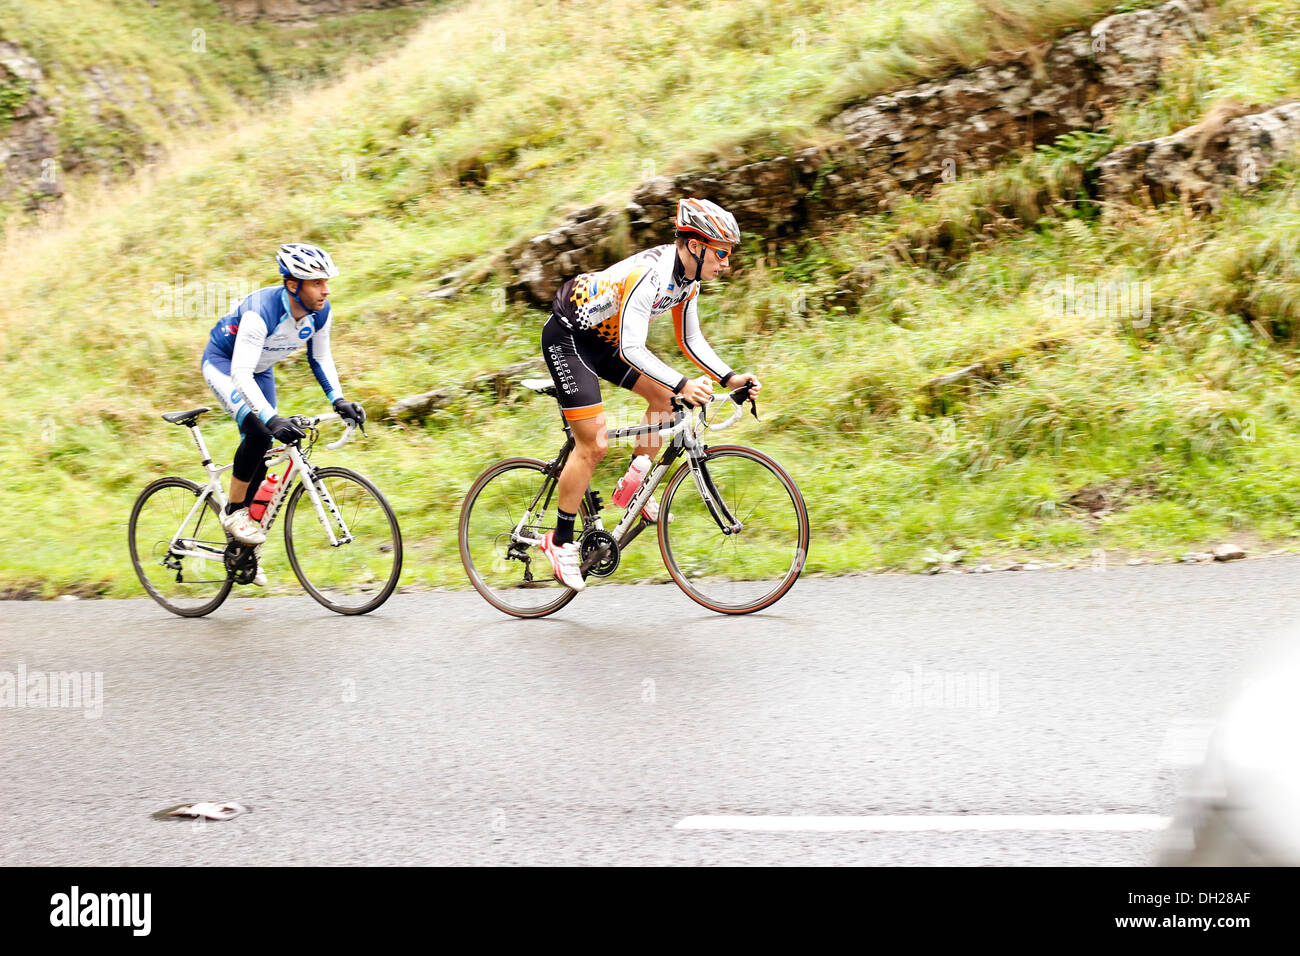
[460,459,578,618]
[285,467,402,615]
[129,478,232,617]
[736,490,783,527]
[660,448,808,614]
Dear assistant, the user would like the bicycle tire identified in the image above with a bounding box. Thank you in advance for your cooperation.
[283,466,403,615]
[658,444,809,614]
[129,476,233,617]
[459,457,582,619]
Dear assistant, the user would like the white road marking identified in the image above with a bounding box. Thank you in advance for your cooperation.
[675,814,1172,832]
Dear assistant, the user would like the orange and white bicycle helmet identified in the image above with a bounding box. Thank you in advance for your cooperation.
[675,197,739,278]
[675,197,740,246]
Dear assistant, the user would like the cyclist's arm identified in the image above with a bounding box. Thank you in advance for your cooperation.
[673,291,734,386]
[306,316,344,404]
[230,312,278,423]
[617,270,688,393]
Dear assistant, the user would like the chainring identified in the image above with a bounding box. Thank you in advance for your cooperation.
[223,542,259,585]
[580,529,620,578]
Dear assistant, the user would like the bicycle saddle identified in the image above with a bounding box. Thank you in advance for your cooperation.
[520,378,557,396]
[161,407,211,427]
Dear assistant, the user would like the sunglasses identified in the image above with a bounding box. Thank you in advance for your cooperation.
[701,244,732,261]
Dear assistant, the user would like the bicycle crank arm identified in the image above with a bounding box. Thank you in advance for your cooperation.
[579,545,611,575]
[578,528,621,578]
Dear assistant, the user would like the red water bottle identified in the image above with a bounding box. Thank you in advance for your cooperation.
[611,455,652,508]
[248,472,280,522]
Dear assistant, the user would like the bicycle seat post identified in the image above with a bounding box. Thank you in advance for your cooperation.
[190,421,214,470]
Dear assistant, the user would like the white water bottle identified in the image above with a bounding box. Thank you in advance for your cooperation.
[611,455,652,508]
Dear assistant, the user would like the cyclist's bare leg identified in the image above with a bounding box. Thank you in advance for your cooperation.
[230,477,251,508]
[629,375,675,459]
[557,413,608,514]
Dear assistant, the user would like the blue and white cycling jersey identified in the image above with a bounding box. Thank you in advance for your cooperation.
[201,285,343,425]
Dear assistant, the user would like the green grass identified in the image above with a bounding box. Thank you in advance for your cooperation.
[6,0,1300,598]
[0,0,438,218]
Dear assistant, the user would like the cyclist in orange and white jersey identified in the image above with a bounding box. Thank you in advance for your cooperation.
[537,197,761,589]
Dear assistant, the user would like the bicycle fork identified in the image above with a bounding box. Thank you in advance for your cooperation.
[688,455,744,535]
[293,451,353,547]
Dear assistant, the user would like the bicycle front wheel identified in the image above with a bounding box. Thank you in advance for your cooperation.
[459,457,580,618]
[283,466,403,615]
[129,476,233,617]
[658,445,809,614]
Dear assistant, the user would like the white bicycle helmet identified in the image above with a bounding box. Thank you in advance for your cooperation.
[276,243,339,281]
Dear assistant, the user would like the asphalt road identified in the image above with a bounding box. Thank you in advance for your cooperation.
[4,559,1298,866]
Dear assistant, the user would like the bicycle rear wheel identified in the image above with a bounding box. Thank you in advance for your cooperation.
[658,445,809,614]
[283,466,403,615]
[129,476,233,617]
[459,457,581,618]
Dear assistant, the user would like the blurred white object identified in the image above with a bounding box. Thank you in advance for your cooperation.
[164,802,249,821]
[1158,640,1300,865]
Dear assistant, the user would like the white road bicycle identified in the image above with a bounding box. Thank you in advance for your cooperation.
[129,406,402,617]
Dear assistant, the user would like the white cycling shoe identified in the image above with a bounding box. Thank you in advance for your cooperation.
[252,544,267,588]
[539,531,585,591]
[222,506,267,546]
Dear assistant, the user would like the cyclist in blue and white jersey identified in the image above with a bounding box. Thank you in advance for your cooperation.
[201,243,366,559]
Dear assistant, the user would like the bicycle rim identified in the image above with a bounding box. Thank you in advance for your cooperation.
[658,445,809,614]
[129,476,233,617]
[459,457,580,618]
[284,466,403,615]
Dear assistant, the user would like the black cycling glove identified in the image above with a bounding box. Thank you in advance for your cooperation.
[333,398,366,426]
[266,415,306,444]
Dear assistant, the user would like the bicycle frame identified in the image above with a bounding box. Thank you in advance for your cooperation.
[163,413,357,572]
[256,442,353,549]
[506,393,750,566]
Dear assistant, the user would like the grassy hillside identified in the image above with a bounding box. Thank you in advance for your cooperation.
[0,0,438,219]
[3,0,1300,597]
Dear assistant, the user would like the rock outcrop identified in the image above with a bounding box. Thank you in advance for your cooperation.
[0,40,62,212]
[1098,99,1300,210]
[503,0,1212,307]
[386,358,547,421]
[218,0,427,24]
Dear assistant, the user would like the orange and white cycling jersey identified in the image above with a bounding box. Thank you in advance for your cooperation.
[552,244,732,394]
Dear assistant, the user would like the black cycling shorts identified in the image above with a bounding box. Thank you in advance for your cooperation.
[541,314,641,421]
